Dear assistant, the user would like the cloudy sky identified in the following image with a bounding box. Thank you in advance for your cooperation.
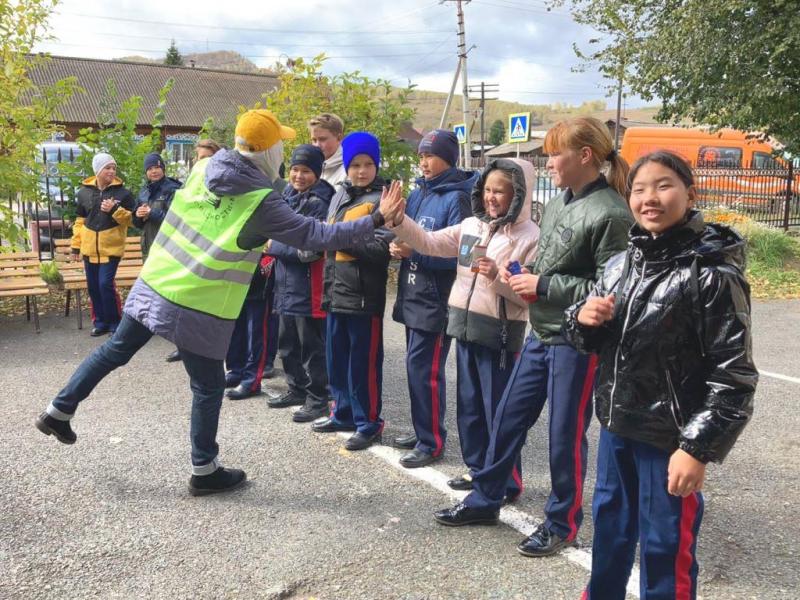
[34,0,636,109]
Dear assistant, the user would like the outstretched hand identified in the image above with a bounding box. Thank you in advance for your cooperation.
[379,180,405,225]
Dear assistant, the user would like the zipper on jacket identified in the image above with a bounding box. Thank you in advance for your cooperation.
[664,368,684,430]
[608,250,645,428]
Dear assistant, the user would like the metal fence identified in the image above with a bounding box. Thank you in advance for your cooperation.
[3,151,798,257]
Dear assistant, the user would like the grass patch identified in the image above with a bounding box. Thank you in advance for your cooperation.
[704,207,800,299]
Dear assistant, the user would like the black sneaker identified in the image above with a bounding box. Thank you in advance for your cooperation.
[267,392,305,409]
[292,405,329,423]
[165,349,182,363]
[35,412,77,444]
[188,467,247,497]
[517,524,576,557]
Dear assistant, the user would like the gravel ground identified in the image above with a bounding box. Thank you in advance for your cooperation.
[0,295,797,599]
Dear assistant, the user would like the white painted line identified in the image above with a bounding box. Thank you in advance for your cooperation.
[760,369,800,385]
[341,434,641,598]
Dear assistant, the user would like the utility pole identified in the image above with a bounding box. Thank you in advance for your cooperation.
[469,81,498,164]
[441,0,473,168]
[613,61,625,151]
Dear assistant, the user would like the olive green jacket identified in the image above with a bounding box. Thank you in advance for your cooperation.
[526,177,633,343]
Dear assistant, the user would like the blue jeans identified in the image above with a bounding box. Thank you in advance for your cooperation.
[50,314,226,470]
[84,257,121,331]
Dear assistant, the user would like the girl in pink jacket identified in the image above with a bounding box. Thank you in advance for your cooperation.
[389,158,540,499]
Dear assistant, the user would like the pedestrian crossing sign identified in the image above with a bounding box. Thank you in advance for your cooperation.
[454,123,467,144]
[508,112,530,143]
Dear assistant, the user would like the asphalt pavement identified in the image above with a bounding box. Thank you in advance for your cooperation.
[0,295,798,599]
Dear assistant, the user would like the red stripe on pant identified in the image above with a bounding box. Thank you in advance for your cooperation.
[367,316,380,422]
[251,305,270,391]
[429,333,444,456]
[566,353,598,539]
[675,492,701,600]
[511,464,524,498]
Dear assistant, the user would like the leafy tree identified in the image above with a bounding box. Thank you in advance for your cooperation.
[63,78,175,199]
[554,0,800,153]
[252,54,418,183]
[488,119,505,146]
[0,0,77,251]
[164,40,183,67]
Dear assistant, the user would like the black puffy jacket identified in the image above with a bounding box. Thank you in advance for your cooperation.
[563,211,758,463]
[322,178,393,316]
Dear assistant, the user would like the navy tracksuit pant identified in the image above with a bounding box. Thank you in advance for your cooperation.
[584,428,704,600]
[464,334,596,541]
[456,340,523,500]
[279,315,329,410]
[405,327,451,457]
[225,295,278,392]
[327,313,384,436]
[84,257,121,331]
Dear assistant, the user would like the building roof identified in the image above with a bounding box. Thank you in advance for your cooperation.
[485,138,544,157]
[29,55,279,129]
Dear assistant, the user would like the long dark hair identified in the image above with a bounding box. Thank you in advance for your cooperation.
[628,151,694,192]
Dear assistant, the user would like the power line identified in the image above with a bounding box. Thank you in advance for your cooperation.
[39,41,448,61]
[472,0,571,15]
[54,29,441,48]
[56,11,451,35]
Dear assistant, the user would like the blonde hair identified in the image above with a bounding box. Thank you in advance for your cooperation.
[307,113,344,137]
[543,117,630,197]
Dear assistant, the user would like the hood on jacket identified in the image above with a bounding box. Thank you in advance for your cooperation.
[282,177,336,205]
[629,210,747,271]
[415,166,479,197]
[323,145,344,170]
[204,148,275,197]
[81,175,124,188]
[471,158,534,227]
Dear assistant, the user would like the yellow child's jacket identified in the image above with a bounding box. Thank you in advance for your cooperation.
[71,176,135,263]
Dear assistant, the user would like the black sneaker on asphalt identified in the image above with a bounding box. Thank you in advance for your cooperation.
[267,391,305,409]
[35,412,76,445]
[292,405,329,423]
[188,467,247,497]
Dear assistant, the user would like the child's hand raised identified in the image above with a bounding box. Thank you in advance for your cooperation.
[379,180,405,225]
[667,449,706,497]
[577,294,615,327]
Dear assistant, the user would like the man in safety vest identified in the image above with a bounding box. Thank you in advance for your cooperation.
[35,110,404,497]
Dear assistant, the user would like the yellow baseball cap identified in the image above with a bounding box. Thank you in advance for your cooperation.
[234,110,296,152]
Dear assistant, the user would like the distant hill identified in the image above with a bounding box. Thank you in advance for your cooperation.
[117,51,271,74]
[114,50,662,134]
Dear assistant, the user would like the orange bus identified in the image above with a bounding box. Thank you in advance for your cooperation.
[620,127,797,210]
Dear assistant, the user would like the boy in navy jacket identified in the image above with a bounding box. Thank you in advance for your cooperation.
[267,145,335,421]
[390,129,476,468]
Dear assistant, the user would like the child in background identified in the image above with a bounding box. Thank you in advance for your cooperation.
[308,113,346,190]
[564,151,757,599]
[390,129,477,469]
[311,132,392,451]
[224,253,278,400]
[268,145,336,422]
[385,158,539,498]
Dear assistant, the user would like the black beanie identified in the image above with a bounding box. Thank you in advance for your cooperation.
[418,129,459,167]
[143,152,165,173]
[290,144,324,179]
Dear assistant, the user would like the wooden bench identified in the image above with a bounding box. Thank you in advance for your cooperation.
[53,237,144,329]
[0,251,49,333]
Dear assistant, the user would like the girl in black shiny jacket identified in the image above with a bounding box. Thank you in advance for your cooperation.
[564,151,757,599]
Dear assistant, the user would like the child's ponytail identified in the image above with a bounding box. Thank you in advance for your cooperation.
[543,117,630,199]
[607,151,630,199]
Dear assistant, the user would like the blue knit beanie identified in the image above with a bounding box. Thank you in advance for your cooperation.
[418,129,459,167]
[290,144,324,179]
[143,152,165,173]
[342,132,381,171]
